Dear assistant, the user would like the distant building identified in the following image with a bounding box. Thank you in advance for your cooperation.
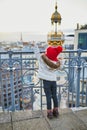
[74,24,87,50]
[0,65,22,110]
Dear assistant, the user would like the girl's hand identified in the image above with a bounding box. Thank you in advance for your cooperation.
[31,41,35,46]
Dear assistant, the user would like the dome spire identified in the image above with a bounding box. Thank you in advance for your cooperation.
[55,1,57,11]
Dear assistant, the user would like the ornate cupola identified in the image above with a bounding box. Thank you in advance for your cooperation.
[47,2,65,46]
[51,2,61,25]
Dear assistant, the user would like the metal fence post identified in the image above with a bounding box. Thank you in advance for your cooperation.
[9,51,15,111]
[76,49,82,107]
[40,80,43,110]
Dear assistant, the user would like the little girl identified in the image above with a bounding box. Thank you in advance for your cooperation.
[33,43,63,119]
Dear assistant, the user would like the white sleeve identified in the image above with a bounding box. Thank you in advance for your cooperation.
[58,53,63,58]
[33,44,40,60]
[58,53,65,70]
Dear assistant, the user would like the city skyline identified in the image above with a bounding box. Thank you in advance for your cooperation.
[0,0,87,35]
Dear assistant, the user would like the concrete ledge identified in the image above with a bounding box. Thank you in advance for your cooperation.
[0,108,87,130]
[0,112,11,123]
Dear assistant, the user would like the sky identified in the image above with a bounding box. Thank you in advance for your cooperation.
[0,0,87,41]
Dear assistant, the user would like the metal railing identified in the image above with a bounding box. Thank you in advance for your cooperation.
[0,49,87,111]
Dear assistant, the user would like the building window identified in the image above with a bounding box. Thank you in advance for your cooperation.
[78,33,87,49]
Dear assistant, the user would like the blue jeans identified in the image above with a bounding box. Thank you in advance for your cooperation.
[43,80,58,110]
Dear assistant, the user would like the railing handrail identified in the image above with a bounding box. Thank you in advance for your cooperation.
[0,49,87,111]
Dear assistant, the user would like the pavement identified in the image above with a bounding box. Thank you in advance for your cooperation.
[0,108,87,130]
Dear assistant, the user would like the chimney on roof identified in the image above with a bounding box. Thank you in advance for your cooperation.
[77,23,79,30]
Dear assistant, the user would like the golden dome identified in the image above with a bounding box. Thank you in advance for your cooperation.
[47,2,64,46]
[51,3,61,24]
[48,31,63,37]
[47,31,65,46]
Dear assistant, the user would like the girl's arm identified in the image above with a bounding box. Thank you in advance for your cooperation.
[41,54,60,69]
[32,42,40,60]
